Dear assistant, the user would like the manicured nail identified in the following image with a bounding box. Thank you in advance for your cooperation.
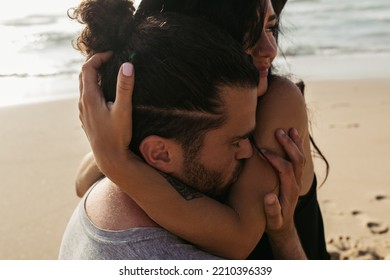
[122,62,134,77]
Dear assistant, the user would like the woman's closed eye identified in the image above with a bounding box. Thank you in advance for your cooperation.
[265,14,279,37]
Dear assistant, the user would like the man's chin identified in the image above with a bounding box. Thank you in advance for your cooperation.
[211,186,231,203]
[231,162,244,183]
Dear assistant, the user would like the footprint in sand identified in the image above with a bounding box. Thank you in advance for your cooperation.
[350,209,389,235]
[366,222,389,235]
[327,236,381,260]
[351,210,361,216]
[328,236,352,252]
[375,195,387,201]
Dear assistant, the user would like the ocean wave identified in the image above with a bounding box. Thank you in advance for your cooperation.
[0,70,78,78]
[283,44,390,57]
[10,31,77,53]
[349,2,390,11]
[36,32,74,47]
[286,0,390,16]
[3,14,61,27]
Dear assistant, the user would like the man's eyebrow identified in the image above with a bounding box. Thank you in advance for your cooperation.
[234,129,255,141]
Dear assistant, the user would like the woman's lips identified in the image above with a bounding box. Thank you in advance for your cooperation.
[256,64,270,78]
[259,68,269,78]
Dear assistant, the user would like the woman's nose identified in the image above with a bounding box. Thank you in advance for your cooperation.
[250,31,277,59]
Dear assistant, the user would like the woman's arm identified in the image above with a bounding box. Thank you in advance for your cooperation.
[75,151,104,197]
[79,53,306,259]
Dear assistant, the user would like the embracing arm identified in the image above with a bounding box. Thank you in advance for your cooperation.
[79,53,306,259]
[75,151,104,197]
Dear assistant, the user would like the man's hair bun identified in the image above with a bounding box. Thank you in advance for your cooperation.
[69,0,136,54]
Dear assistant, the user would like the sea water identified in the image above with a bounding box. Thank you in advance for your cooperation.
[0,0,389,106]
[275,0,390,80]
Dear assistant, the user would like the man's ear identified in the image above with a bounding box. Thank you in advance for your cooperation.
[139,135,182,173]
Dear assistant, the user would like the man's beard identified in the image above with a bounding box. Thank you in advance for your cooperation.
[182,151,244,202]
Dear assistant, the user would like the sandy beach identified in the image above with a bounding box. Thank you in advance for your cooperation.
[0,78,389,260]
[306,79,390,260]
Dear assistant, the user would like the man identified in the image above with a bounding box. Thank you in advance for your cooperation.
[60,6,305,259]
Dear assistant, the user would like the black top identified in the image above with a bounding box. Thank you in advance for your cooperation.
[247,175,330,259]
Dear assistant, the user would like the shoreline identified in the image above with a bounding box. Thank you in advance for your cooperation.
[0,74,79,108]
[0,78,389,259]
[2,51,390,108]
[274,52,390,81]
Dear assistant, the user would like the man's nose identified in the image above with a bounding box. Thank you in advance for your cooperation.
[236,138,253,159]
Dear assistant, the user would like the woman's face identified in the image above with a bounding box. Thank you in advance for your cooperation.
[247,0,278,97]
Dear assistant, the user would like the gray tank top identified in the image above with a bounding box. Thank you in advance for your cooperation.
[59,183,222,260]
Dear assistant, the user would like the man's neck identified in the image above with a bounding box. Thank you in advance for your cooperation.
[159,172,203,201]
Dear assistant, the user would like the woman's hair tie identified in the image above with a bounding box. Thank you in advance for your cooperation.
[129,52,137,62]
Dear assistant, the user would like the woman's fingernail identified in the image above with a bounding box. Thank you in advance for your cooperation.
[291,128,299,137]
[277,129,285,136]
[122,62,134,77]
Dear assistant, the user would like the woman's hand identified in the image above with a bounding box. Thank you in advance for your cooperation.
[78,51,135,175]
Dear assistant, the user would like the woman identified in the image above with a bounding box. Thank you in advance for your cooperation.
[76,0,329,259]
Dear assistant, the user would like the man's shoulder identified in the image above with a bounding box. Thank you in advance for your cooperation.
[85,178,158,230]
[61,180,222,260]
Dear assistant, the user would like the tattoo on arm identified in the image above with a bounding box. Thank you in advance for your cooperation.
[160,173,203,201]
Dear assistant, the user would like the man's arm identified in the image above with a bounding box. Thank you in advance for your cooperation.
[264,198,307,260]
[262,145,307,260]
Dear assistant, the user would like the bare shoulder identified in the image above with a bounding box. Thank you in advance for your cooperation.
[256,75,308,137]
[263,75,306,107]
[255,75,314,195]
[254,74,311,178]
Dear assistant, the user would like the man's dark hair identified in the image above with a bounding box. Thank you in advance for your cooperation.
[70,0,259,157]
[137,0,267,50]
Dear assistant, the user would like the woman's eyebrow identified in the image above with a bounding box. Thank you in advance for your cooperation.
[268,14,278,22]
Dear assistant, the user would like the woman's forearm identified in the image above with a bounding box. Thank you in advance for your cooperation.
[75,152,104,197]
[103,154,266,259]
